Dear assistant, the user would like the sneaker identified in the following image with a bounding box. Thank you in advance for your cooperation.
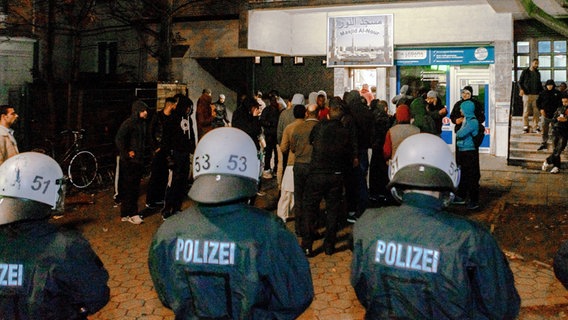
[542,161,550,171]
[537,143,547,151]
[550,167,560,174]
[466,202,480,210]
[523,127,529,133]
[121,216,130,222]
[52,214,64,220]
[347,211,358,223]
[145,201,164,209]
[535,127,541,133]
[452,196,466,205]
[128,215,144,224]
[262,170,273,179]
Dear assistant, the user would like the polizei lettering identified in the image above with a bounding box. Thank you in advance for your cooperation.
[175,239,236,265]
[375,240,440,273]
[0,263,24,286]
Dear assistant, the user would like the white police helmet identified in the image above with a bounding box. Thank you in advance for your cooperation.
[387,133,460,194]
[0,152,65,225]
[188,127,260,204]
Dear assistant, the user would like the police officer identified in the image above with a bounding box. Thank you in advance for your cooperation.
[351,134,520,319]
[0,152,110,319]
[148,127,313,319]
[554,240,568,290]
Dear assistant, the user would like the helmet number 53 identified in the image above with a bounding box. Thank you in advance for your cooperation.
[194,154,210,173]
[227,155,247,172]
[31,176,51,194]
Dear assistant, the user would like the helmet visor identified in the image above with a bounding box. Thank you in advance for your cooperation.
[189,174,258,204]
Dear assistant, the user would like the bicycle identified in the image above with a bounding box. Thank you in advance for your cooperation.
[32,129,99,189]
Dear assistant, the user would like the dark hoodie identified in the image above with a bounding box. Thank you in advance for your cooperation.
[115,100,149,164]
[537,79,562,119]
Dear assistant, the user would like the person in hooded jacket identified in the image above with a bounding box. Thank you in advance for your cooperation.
[344,90,373,223]
[391,84,413,107]
[368,99,392,204]
[409,87,436,134]
[454,101,481,210]
[450,86,485,134]
[259,95,280,178]
[115,99,149,224]
[537,79,562,151]
[161,94,197,219]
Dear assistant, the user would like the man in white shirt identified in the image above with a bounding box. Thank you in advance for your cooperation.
[0,105,19,166]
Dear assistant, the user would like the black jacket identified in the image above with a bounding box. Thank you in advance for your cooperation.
[537,88,562,119]
[115,104,148,164]
[0,220,110,319]
[148,203,313,319]
[352,193,520,319]
[518,67,543,95]
[309,118,352,174]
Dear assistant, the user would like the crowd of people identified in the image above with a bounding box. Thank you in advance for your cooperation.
[2,82,568,319]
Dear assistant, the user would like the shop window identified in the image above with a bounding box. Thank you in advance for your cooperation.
[554,70,567,82]
[554,41,566,53]
[554,55,566,67]
[398,65,447,104]
[538,41,551,53]
[541,70,551,81]
[514,40,568,84]
[517,56,529,68]
[539,55,551,67]
[517,41,530,53]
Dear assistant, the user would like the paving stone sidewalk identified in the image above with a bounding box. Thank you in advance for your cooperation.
[54,154,568,319]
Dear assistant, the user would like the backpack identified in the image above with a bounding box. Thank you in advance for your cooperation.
[473,122,485,148]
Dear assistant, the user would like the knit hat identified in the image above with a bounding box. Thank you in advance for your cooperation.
[395,104,411,123]
[545,79,555,86]
[462,86,473,95]
[219,94,225,99]
[427,90,438,99]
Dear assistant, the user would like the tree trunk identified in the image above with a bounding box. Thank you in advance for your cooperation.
[157,0,173,82]
[46,0,56,135]
[67,31,82,129]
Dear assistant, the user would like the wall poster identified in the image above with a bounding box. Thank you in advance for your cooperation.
[327,14,394,67]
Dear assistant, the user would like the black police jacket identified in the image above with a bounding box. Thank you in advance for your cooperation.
[0,220,110,319]
[351,193,520,319]
[148,203,314,319]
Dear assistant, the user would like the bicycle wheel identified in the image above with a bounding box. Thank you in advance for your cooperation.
[68,150,98,189]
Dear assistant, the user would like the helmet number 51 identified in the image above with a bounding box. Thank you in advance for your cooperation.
[31,176,51,194]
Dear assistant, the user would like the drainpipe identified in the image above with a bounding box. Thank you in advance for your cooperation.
[519,0,568,38]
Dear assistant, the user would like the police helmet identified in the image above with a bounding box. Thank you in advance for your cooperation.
[387,133,460,195]
[188,127,260,204]
[0,152,65,225]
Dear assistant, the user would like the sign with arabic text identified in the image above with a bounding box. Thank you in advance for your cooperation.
[327,15,394,67]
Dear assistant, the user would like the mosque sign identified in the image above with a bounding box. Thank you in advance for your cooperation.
[327,14,394,67]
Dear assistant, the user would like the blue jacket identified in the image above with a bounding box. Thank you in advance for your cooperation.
[456,101,478,151]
